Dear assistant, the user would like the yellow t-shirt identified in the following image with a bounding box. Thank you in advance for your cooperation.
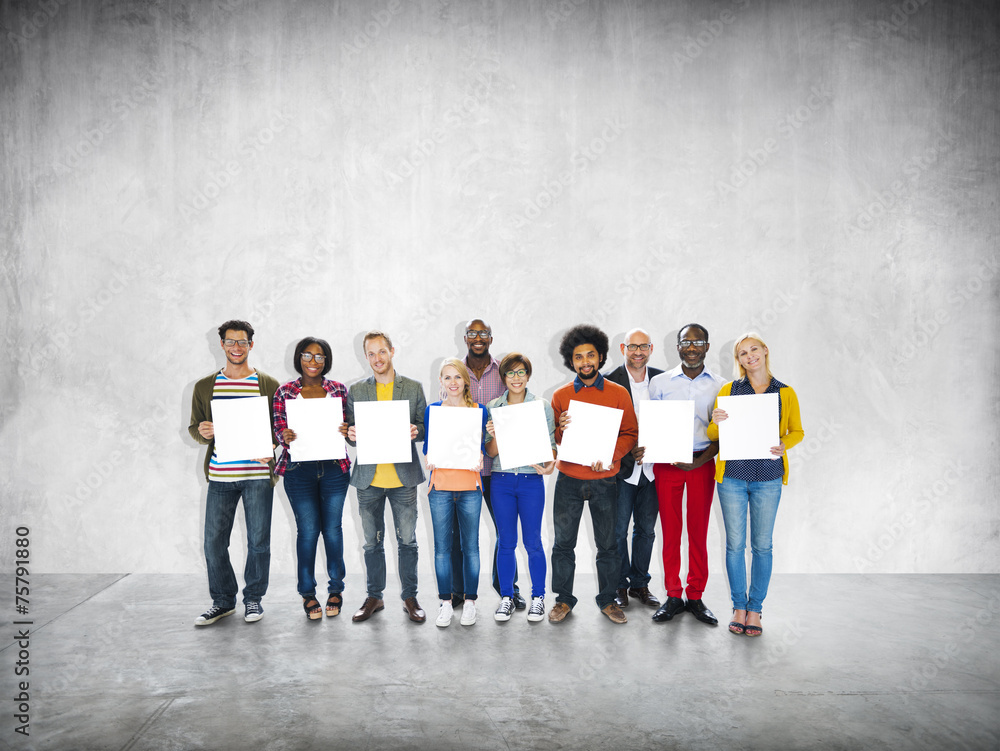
[370,381,403,488]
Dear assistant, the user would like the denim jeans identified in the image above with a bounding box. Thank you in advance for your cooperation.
[551,473,618,610]
[491,472,546,598]
[717,476,783,613]
[204,478,274,608]
[356,484,419,600]
[614,473,659,589]
[282,461,350,596]
[428,488,482,599]
[451,476,514,597]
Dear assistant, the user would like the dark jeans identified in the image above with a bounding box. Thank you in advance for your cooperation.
[356,484,419,600]
[551,473,619,610]
[451,476,518,597]
[204,478,274,608]
[614,473,659,589]
[282,461,349,596]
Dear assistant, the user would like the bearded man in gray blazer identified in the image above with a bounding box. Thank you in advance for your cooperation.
[345,330,428,624]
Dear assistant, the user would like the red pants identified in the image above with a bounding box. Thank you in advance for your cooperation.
[653,461,716,600]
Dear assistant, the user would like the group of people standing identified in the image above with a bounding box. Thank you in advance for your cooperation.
[188,317,803,637]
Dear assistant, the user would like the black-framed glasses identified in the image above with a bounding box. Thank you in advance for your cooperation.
[223,339,249,347]
[301,353,326,363]
[504,369,527,378]
[678,340,707,348]
[625,343,651,352]
[466,330,491,339]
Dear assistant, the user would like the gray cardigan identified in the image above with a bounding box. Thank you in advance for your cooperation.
[345,373,427,489]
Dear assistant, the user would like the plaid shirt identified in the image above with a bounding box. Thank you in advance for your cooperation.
[465,355,502,475]
[272,377,351,476]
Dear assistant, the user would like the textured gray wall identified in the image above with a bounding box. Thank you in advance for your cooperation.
[2,0,997,576]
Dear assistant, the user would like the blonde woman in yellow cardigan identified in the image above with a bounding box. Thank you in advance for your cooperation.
[707,333,803,637]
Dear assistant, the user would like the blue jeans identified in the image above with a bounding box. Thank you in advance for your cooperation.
[356,484,419,600]
[451,476,515,597]
[717,476,782,613]
[282,461,349,597]
[204,478,274,608]
[428,488,482,599]
[614,473,659,589]
[551,473,618,610]
[491,472,546,598]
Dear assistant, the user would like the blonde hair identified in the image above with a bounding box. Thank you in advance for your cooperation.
[732,332,773,380]
[439,358,476,407]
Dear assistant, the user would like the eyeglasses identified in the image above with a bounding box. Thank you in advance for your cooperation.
[300,353,326,363]
[504,369,527,378]
[678,340,707,349]
[466,330,491,339]
[625,344,651,352]
[223,339,249,348]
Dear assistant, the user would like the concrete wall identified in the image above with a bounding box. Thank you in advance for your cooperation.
[2,0,997,577]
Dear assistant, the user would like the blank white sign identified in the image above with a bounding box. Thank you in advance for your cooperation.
[285,397,346,462]
[717,393,779,461]
[638,400,695,464]
[355,399,412,466]
[491,400,553,469]
[212,396,273,462]
[557,400,624,468]
[427,405,483,470]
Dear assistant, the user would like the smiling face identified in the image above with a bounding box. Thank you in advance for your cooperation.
[364,336,394,377]
[621,330,652,371]
[300,342,324,380]
[736,337,768,378]
[464,320,492,358]
[221,329,253,366]
[572,343,601,383]
[676,325,709,375]
[440,364,466,400]
[503,361,529,396]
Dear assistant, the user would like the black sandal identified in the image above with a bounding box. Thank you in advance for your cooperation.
[326,593,343,618]
[303,595,322,620]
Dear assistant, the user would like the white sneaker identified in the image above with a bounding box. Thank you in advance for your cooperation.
[494,597,514,622]
[436,600,453,627]
[460,599,477,626]
[527,596,545,622]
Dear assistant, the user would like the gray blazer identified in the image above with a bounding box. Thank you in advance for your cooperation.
[345,373,427,489]
[604,364,664,480]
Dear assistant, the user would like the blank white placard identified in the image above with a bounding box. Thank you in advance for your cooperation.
[557,400,624,467]
[285,397,346,462]
[354,399,412,465]
[717,393,779,461]
[639,400,695,464]
[212,396,273,462]
[491,400,553,469]
[427,406,483,470]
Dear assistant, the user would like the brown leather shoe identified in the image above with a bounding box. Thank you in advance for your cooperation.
[627,586,661,607]
[614,588,629,608]
[601,603,628,624]
[403,597,426,623]
[548,602,572,623]
[351,596,384,622]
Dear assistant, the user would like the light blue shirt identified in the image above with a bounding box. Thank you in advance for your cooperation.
[648,365,725,451]
[484,390,557,474]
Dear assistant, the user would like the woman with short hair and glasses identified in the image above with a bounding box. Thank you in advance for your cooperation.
[484,353,556,623]
[272,337,351,620]
[707,332,804,637]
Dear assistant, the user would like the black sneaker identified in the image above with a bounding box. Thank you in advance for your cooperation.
[244,601,264,622]
[194,605,235,626]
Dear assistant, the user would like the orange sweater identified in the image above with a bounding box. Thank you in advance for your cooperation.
[552,378,638,480]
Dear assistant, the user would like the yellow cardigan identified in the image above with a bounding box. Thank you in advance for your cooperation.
[706,381,804,485]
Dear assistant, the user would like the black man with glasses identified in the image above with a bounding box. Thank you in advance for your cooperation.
[605,328,664,611]
[271,337,352,622]
[646,324,725,626]
[188,320,280,626]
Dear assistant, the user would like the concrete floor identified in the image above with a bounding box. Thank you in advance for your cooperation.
[1,574,998,751]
